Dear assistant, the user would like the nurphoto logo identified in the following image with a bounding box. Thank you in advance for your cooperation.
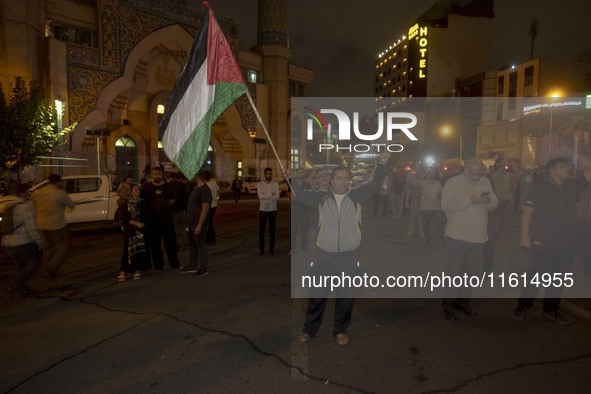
[305,107,418,153]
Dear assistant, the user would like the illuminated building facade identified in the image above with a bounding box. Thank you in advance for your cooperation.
[474,58,591,167]
[0,0,312,182]
[375,0,494,99]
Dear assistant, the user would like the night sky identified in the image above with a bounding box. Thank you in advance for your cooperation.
[193,0,590,96]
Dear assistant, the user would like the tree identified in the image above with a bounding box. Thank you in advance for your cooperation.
[0,77,71,182]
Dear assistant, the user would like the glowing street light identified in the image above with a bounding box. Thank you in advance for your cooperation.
[547,90,562,159]
[55,99,64,176]
[441,125,462,162]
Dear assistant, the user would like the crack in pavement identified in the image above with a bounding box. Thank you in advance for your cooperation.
[5,312,158,393]
[7,292,375,394]
[422,352,591,394]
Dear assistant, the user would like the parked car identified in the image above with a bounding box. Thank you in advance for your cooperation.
[239,176,260,194]
[0,174,119,225]
[278,179,289,196]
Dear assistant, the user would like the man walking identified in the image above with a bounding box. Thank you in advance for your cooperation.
[513,157,591,325]
[257,167,280,256]
[440,159,498,320]
[30,174,76,290]
[1,186,42,297]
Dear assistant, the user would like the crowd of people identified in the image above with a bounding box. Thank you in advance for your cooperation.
[2,154,591,346]
[0,166,222,296]
[288,155,591,345]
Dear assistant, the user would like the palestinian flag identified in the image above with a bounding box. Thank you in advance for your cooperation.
[160,2,247,180]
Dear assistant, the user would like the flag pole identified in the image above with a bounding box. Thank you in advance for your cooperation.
[245,90,294,191]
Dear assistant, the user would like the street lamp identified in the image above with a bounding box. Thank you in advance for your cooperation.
[441,125,462,162]
[547,91,562,160]
[55,99,63,176]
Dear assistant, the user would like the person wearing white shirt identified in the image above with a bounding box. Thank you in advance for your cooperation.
[257,167,280,255]
[440,159,498,320]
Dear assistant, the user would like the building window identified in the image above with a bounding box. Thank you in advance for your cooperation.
[289,81,306,97]
[115,136,138,181]
[524,66,534,87]
[242,68,260,84]
[247,70,257,83]
[237,160,243,177]
[508,72,517,109]
[497,76,504,95]
[48,21,98,48]
[291,148,300,170]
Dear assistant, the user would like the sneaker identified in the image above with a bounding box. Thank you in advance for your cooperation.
[443,308,457,321]
[455,304,477,316]
[297,332,311,343]
[512,305,532,321]
[335,333,349,346]
[133,272,141,281]
[543,311,572,326]
[178,266,197,273]
[194,269,209,277]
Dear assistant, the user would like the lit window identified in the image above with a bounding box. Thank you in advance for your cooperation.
[247,70,257,83]
[116,137,136,147]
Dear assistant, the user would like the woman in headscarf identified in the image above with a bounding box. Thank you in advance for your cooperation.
[117,184,148,282]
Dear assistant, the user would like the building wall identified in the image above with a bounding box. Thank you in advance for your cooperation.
[0,0,45,87]
[2,0,312,182]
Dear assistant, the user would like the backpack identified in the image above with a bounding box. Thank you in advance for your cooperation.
[0,202,24,236]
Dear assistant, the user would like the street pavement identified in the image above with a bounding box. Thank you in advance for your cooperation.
[1,197,590,393]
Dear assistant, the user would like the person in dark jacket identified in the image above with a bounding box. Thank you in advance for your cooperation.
[293,156,388,346]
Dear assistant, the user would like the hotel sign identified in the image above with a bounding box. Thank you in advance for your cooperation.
[408,23,428,96]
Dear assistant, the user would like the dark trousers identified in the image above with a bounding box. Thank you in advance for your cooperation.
[483,212,497,273]
[147,217,179,270]
[372,194,388,217]
[578,220,591,276]
[206,207,217,244]
[259,211,277,253]
[41,227,69,276]
[233,190,241,203]
[518,246,576,313]
[5,243,39,292]
[189,227,209,270]
[420,210,442,242]
[494,199,511,239]
[291,204,310,251]
[303,249,358,337]
[442,237,484,309]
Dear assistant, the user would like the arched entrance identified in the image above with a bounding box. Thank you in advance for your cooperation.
[115,135,138,181]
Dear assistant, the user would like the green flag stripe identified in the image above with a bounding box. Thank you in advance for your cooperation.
[174,81,247,179]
